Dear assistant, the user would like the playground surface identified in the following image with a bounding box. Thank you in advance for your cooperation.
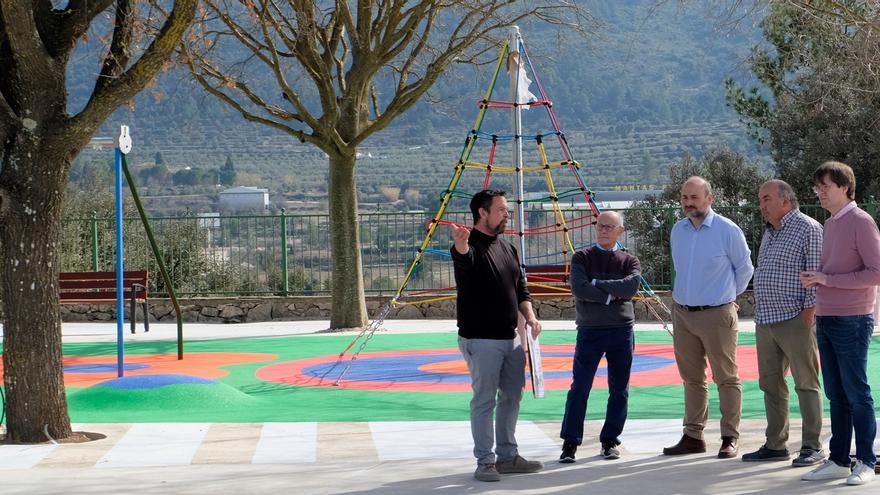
[1,319,879,494]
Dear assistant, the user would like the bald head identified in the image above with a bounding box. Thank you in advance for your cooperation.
[597,210,623,227]
[680,176,714,224]
[682,176,713,197]
[596,210,625,249]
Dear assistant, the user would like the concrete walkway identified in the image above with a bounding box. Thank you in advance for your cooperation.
[2,418,877,494]
[1,319,879,494]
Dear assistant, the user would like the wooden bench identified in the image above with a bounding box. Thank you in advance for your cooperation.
[524,264,571,296]
[59,271,150,333]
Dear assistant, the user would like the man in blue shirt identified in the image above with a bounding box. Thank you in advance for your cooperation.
[662,176,754,459]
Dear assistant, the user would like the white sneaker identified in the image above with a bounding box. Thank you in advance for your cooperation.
[801,459,851,481]
[846,460,876,485]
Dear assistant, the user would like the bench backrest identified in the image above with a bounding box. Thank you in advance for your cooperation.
[524,264,571,296]
[59,271,148,302]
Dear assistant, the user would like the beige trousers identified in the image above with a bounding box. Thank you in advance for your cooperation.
[672,303,742,439]
[755,316,823,451]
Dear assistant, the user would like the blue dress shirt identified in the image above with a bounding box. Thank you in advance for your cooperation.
[671,208,754,307]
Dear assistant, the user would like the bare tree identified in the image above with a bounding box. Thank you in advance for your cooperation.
[183,0,591,329]
[0,1,197,443]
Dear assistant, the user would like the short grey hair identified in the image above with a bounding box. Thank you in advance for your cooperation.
[762,179,799,209]
[598,210,624,227]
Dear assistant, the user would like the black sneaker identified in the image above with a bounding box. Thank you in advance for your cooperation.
[601,441,621,460]
[792,448,826,467]
[559,441,577,463]
[742,445,790,462]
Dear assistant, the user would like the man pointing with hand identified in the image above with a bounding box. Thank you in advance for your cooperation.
[451,189,543,482]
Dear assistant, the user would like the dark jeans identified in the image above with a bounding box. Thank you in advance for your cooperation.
[560,325,634,445]
[816,315,877,467]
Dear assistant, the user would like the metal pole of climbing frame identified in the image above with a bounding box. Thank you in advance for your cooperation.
[508,26,527,268]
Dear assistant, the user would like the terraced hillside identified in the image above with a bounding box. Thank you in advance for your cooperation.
[69,0,765,212]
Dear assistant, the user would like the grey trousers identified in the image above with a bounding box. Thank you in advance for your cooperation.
[458,336,526,465]
[755,316,823,451]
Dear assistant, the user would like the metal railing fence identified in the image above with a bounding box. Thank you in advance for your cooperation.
[52,203,879,297]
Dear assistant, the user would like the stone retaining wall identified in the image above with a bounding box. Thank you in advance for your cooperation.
[25,291,757,324]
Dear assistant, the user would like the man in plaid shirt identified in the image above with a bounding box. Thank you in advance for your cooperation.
[743,180,825,467]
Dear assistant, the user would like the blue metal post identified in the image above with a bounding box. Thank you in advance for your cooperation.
[114,146,125,377]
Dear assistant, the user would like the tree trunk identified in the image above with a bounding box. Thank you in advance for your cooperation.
[0,140,72,443]
[327,152,368,329]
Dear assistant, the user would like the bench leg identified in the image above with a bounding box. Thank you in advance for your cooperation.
[142,300,150,333]
[130,295,136,334]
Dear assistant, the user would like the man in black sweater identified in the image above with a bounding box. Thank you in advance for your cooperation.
[451,189,543,482]
[559,210,642,463]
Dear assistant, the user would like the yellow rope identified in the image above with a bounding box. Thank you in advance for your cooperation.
[527,282,570,293]
[395,294,457,305]
[538,141,577,265]
[392,43,511,300]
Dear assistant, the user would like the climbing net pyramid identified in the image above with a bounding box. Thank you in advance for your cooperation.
[329,30,671,384]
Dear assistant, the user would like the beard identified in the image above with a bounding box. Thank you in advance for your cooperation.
[685,207,706,219]
[490,219,507,235]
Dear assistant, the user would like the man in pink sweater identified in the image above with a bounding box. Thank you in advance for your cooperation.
[799,161,880,486]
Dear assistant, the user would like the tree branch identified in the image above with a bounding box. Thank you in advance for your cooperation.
[188,65,324,150]
[354,0,372,53]
[254,2,328,134]
[288,2,340,121]
[182,40,326,142]
[210,3,277,61]
[0,1,53,89]
[187,2,331,146]
[245,1,339,129]
[333,23,349,95]
[55,0,115,58]
[354,1,592,148]
[370,0,393,48]
[390,3,436,94]
[72,0,197,132]
[94,0,136,94]
[334,0,357,47]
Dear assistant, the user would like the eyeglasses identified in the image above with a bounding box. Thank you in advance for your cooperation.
[596,223,621,232]
[812,184,835,195]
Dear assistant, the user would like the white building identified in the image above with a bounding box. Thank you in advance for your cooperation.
[218,186,269,212]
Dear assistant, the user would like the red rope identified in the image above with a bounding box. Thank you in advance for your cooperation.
[483,139,497,189]
[481,99,551,109]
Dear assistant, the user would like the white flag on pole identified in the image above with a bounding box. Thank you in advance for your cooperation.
[515,64,538,108]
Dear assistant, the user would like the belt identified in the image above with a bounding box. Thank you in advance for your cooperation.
[677,303,729,312]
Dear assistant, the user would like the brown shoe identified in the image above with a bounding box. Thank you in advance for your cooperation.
[663,434,707,455]
[718,436,738,459]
